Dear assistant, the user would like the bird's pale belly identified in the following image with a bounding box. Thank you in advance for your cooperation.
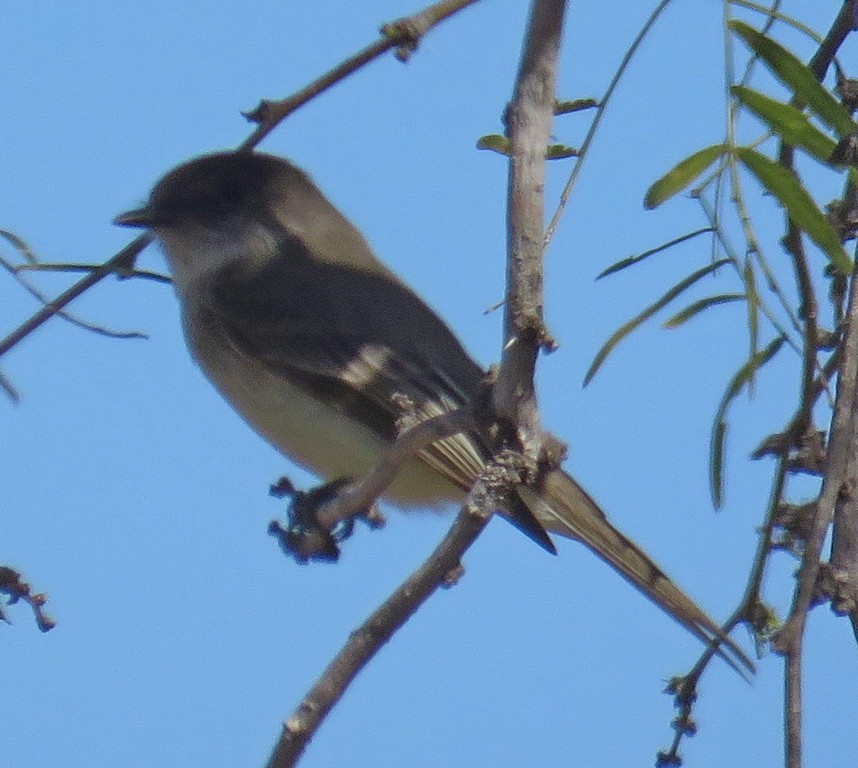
[186,322,464,506]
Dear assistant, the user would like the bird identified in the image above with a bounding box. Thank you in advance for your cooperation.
[115,150,751,672]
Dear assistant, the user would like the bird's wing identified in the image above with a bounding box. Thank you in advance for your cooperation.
[206,250,487,492]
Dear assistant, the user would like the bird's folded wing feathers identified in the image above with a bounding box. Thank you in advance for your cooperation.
[207,257,487,492]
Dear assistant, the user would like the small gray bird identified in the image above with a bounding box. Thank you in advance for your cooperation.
[115,151,750,671]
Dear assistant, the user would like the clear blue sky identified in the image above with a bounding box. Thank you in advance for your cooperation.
[2,2,855,766]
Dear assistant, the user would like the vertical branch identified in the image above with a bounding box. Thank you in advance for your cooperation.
[494,0,567,459]
[785,650,802,768]
[830,385,858,637]
[765,9,858,766]
[829,284,858,642]
[773,263,858,768]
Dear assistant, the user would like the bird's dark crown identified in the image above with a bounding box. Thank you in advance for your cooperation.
[145,151,307,226]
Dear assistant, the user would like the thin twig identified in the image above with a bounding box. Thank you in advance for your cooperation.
[316,408,473,529]
[659,453,788,764]
[265,474,497,768]
[543,0,672,247]
[694,193,802,350]
[737,0,784,86]
[806,0,857,80]
[730,0,823,51]
[784,648,802,768]
[15,262,171,284]
[0,369,19,403]
[0,234,151,359]
[0,256,149,340]
[240,0,482,151]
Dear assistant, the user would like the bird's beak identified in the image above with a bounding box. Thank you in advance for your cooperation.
[113,205,158,228]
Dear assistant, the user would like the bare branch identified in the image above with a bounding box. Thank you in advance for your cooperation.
[0,255,149,340]
[316,408,473,530]
[785,649,802,768]
[827,364,858,627]
[264,462,506,768]
[0,234,151,359]
[493,0,567,459]
[240,0,482,150]
[0,566,55,632]
[774,264,858,655]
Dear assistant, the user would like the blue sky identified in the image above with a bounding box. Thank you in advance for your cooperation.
[2,2,856,766]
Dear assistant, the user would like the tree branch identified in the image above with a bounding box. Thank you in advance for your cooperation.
[241,0,482,150]
[0,234,151,360]
[265,460,510,768]
[774,261,858,651]
[316,408,473,530]
[493,0,567,459]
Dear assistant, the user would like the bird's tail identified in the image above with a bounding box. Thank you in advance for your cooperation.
[517,469,753,675]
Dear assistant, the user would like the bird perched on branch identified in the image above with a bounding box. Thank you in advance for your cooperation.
[116,150,751,673]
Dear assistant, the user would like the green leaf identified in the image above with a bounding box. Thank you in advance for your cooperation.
[710,336,786,507]
[743,259,760,391]
[738,147,852,274]
[645,144,725,209]
[584,258,732,385]
[731,85,837,162]
[476,134,510,156]
[730,20,854,137]
[597,228,713,280]
[710,420,727,509]
[554,98,598,115]
[546,143,580,159]
[477,135,580,159]
[663,293,745,328]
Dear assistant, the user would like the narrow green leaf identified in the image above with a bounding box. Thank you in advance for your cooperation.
[663,293,745,329]
[730,20,854,137]
[709,336,786,507]
[644,144,725,209]
[584,258,732,385]
[546,143,580,159]
[731,85,837,162]
[710,420,727,509]
[476,134,510,156]
[738,147,852,274]
[554,98,598,115]
[743,259,760,391]
[597,228,713,280]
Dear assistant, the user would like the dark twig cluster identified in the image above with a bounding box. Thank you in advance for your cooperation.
[0,566,54,632]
